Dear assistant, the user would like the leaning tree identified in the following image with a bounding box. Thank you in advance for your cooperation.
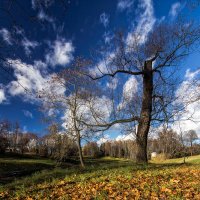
[78,20,200,163]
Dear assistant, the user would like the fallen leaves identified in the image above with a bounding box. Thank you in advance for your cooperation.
[1,165,200,199]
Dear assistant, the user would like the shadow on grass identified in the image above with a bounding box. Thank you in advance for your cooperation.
[0,152,45,160]
[0,162,54,184]
[83,157,196,174]
[0,154,196,189]
[0,154,81,186]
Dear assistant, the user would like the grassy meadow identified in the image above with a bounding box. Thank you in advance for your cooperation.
[0,154,200,199]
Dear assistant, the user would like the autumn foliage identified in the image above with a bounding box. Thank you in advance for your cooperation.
[1,157,200,199]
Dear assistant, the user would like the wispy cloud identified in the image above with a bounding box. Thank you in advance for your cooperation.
[106,77,118,89]
[31,0,54,10]
[23,110,33,118]
[103,31,113,44]
[100,13,110,28]
[31,0,54,23]
[1,26,39,55]
[117,0,134,12]
[21,37,39,55]
[37,10,54,23]
[0,28,12,45]
[126,0,156,45]
[169,2,184,18]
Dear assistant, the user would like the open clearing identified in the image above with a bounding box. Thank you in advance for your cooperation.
[0,154,200,199]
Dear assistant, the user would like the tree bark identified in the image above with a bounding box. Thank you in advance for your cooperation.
[77,133,85,168]
[136,61,153,163]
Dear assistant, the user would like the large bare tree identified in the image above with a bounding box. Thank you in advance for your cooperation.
[78,20,200,163]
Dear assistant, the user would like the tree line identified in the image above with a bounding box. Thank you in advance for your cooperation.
[0,120,78,161]
[84,129,199,160]
[1,119,198,163]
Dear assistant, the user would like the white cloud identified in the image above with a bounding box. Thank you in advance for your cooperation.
[117,0,134,11]
[172,102,200,137]
[116,76,139,114]
[169,2,182,18]
[172,69,200,136]
[21,38,38,55]
[89,96,112,123]
[123,76,138,95]
[0,89,6,103]
[47,108,59,116]
[106,77,118,89]
[62,95,113,134]
[185,68,200,80]
[0,28,12,45]
[97,134,110,145]
[23,110,33,118]
[126,0,156,45]
[46,38,74,67]
[175,70,199,106]
[7,59,65,102]
[116,133,135,141]
[117,76,138,110]
[100,13,110,28]
[8,59,46,96]
[122,76,138,104]
[33,60,48,74]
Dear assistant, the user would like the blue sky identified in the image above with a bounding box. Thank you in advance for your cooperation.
[0,0,200,137]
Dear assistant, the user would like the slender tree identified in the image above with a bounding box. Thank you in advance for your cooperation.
[41,67,110,167]
[186,130,198,156]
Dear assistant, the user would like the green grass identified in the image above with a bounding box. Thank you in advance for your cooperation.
[1,154,200,199]
[165,155,200,164]
[0,153,57,185]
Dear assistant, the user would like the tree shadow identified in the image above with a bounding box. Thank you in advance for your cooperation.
[0,161,54,184]
[1,154,197,188]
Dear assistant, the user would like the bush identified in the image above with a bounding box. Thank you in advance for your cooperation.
[0,136,9,153]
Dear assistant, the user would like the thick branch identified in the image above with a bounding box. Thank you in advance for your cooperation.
[87,70,143,80]
[78,116,140,131]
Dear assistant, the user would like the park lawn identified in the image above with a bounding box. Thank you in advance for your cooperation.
[0,153,57,185]
[0,156,56,174]
[0,155,200,199]
[158,154,200,164]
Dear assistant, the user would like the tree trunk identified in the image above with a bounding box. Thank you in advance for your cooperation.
[183,150,186,164]
[136,61,153,163]
[77,133,85,168]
